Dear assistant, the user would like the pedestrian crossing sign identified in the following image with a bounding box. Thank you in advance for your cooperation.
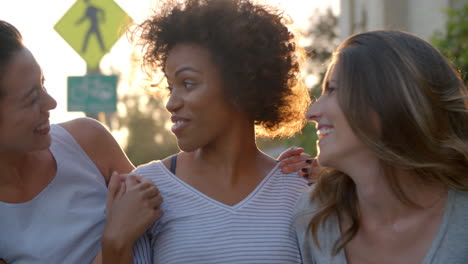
[54,0,133,70]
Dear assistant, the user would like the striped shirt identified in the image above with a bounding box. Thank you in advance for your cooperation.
[133,161,309,264]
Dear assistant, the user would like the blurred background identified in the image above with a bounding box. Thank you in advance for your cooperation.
[0,0,466,166]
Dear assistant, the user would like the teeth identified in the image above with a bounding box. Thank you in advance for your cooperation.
[172,120,186,130]
[317,127,334,139]
[36,122,49,131]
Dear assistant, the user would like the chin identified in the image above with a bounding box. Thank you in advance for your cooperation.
[317,154,333,169]
[35,135,53,150]
[176,140,198,153]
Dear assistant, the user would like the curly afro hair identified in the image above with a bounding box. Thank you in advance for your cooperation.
[136,0,310,138]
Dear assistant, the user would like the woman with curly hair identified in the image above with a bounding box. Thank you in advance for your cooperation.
[294,30,468,263]
[104,0,311,263]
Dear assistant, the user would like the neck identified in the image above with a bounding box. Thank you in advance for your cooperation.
[342,157,447,225]
[0,151,33,186]
[187,120,275,183]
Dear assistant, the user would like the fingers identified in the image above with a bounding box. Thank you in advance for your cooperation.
[277,146,304,161]
[142,184,160,199]
[280,152,312,174]
[148,194,163,210]
[299,159,320,185]
[107,171,122,203]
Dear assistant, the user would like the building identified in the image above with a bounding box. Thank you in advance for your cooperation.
[339,0,467,40]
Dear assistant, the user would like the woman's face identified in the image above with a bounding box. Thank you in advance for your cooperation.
[164,43,240,152]
[0,48,57,153]
[307,66,372,169]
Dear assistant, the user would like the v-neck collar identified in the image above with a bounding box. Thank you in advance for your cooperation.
[156,161,280,211]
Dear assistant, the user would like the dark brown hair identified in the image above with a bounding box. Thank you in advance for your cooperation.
[135,0,310,137]
[0,20,24,97]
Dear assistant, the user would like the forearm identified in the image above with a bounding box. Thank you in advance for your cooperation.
[101,236,134,264]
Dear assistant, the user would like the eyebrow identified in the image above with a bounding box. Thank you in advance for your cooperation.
[174,66,202,78]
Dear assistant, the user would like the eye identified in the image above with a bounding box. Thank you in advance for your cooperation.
[325,86,336,94]
[323,81,337,95]
[183,80,196,89]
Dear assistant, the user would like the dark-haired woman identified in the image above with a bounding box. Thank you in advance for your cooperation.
[0,20,163,264]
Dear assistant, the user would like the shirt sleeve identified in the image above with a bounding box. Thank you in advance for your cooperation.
[132,231,153,264]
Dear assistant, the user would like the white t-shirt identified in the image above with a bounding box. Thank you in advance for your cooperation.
[133,161,309,264]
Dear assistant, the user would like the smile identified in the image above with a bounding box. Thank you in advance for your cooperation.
[34,121,50,135]
[317,127,334,139]
[171,120,190,134]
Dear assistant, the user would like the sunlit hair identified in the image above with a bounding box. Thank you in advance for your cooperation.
[0,20,24,96]
[306,30,468,255]
[133,0,310,137]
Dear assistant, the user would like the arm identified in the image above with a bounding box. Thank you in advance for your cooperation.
[59,118,148,263]
[60,117,135,181]
[75,13,87,25]
[101,174,162,264]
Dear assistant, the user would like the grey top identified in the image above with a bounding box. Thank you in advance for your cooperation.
[0,125,107,263]
[293,188,468,264]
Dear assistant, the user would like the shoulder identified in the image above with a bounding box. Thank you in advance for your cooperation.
[293,185,326,236]
[58,117,134,181]
[59,117,112,146]
[293,187,317,224]
[451,189,468,222]
[432,189,468,262]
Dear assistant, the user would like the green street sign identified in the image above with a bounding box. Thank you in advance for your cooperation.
[54,0,133,70]
[68,75,118,113]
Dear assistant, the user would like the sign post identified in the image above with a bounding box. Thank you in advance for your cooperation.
[54,0,132,124]
[68,75,118,113]
[54,0,132,70]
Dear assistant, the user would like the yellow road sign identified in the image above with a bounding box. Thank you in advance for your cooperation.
[54,0,133,70]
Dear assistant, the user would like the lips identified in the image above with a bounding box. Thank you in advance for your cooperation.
[35,121,50,135]
[316,125,334,140]
[170,115,190,134]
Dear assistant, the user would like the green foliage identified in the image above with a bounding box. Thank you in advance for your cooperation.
[431,4,468,84]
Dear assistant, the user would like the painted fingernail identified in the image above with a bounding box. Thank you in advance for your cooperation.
[307,182,313,186]
[301,168,308,173]
[303,173,309,179]
[306,159,312,164]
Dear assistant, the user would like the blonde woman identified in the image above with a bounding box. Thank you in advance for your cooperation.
[294,30,468,263]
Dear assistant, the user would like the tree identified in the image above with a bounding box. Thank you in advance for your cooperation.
[431,4,468,84]
[118,94,179,166]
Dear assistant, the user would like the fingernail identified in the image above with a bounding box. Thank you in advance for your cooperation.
[301,168,308,173]
[303,173,309,179]
[307,182,313,186]
[306,159,312,164]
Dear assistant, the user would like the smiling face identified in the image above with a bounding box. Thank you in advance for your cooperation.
[307,64,374,169]
[164,43,242,152]
[0,48,57,153]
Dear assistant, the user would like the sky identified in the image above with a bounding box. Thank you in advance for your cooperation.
[0,0,338,136]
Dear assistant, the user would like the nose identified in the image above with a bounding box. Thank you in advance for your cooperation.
[41,89,57,112]
[306,98,322,122]
[165,89,183,113]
